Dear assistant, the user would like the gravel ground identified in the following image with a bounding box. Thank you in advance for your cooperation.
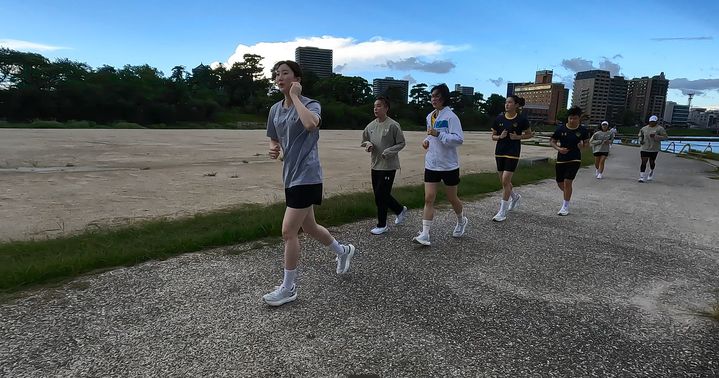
[1,145,718,377]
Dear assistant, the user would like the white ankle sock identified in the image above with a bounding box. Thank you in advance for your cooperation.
[422,220,433,235]
[329,239,344,254]
[282,269,297,290]
[563,200,570,208]
[500,200,509,212]
[456,211,464,222]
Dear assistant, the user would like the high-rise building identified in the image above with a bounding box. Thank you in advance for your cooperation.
[506,82,532,97]
[607,76,628,124]
[535,70,553,84]
[294,46,333,79]
[372,77,409,103]
[626,72,669,124]
[663,101,689,126]
[454,84,474,96]
[688,108,718,128]
[571,70,611,126]
[513,70,567,124]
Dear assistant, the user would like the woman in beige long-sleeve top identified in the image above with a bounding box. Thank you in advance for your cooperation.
[589,121,613,179]
[361,96,408,235]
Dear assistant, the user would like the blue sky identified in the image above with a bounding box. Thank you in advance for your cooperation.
[2,0,718,108]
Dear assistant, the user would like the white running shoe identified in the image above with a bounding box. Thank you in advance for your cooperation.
[597,173,603,179]
[395,206,408,225]
[412,232,431,246]
[335,244,355,274]
[638,174,645,183]
[370,226,388,235]
[508,194,521,211]
[452,216,468,237]
[262,284,297,307]
[492,209,507,222]
[557,206,569,216]
[647,170,654,181]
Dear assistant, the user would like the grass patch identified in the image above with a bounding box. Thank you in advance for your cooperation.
[0,151,592,293]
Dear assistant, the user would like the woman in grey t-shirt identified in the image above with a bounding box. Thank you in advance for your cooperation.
[262,61,356,307]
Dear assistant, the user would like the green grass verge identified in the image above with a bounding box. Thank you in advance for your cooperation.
[0,151,592,294]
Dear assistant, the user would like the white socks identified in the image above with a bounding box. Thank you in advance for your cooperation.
[562,200,570,208]
[456,211,464,222]
[500,200,509,212]
[422,219,433,235]
[329,239,344,254]
[282,269,297,290]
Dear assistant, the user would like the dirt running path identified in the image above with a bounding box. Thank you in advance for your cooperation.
[0,129,555,240]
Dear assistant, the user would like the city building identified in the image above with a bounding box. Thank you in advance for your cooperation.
[506,81,532,97]
[571,70,610,126]
[663,101,690,126]
[688,108,719,128]
[607,76,628,124]
[454,84,474,96]
[372,77,409,103]
[626,72,669,124]
[294,46,333,79]
[512,70,567,124]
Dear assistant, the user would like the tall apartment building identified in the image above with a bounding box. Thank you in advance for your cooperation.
[607,76,628,124]
[454,84,474,96]
[506,81,532,97]
[513,70,567,124]
[663,101,689,126]
[294,46,333,79]
[626,72,669,124]
[372,77,409,103]
[571,70,610,126]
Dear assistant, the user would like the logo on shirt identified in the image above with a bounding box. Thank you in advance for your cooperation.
[575,131,582,138]
[434,120,449,131]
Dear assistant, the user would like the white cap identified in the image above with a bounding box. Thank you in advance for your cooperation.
[649,115,658,122]
[601,121,609,126]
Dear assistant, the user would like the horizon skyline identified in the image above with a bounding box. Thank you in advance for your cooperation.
[1,0,718,110]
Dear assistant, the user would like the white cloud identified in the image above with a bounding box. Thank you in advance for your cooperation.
[223,35,467,78]
[0,39,68,52]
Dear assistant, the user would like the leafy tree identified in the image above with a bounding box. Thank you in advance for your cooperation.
[482,94,506,117]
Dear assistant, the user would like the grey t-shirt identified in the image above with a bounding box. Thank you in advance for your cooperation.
[638,125,668,152]
[266,96,323,188]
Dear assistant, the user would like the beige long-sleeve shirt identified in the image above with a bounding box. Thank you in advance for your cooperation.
[361,117,406,170]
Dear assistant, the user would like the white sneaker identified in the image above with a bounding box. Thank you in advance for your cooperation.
[335,244,355,274]
[638,174,645,183]
[452,216,468,237]
[597,173,603,179]
[370,226,388,235]
[412,232,431,246]
[647,171,654,181]
[394,206,408,225]
[508,194,521,211]
[557,206,569,216]
[492,209,507,222]
[262,284,297,307]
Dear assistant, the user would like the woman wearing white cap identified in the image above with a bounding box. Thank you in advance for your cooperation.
[589,121,612,178]
[637,115,668,182]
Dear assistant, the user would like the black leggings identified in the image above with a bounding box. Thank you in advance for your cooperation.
[371,170,404,227]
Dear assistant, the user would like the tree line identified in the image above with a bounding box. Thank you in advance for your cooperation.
[0,48,507,130]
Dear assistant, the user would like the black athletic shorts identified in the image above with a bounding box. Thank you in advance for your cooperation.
[640,151,659,159]
[555,162,581,182]
[496,156,519,172]
[593,152,609,157]
[424,168,460,186]
[285,183,323,209]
